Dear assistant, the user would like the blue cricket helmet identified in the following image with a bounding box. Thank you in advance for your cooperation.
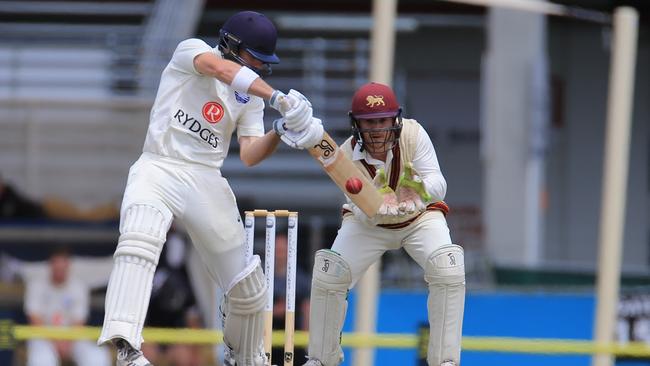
[218,11,279,75]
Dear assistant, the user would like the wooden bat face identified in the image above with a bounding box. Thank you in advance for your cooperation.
[308,132,382,217]
[277,96,382,217]
[312,136,337,160]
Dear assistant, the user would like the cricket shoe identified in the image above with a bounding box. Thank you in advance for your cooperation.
[302,359,323,366]
[223,348,271,366]
[115,339,153,366]
[223,347,236,366]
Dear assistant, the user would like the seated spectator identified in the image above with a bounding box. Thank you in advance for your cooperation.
[0,175,118,222]
[23,246,111,366]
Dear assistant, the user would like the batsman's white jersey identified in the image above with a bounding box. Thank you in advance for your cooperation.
[99,38,271,360]
[143,38,265,168]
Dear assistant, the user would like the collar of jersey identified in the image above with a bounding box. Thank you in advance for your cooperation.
[352,143,393,166]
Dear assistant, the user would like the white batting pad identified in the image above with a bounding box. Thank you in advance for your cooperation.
[424,244,465,366]
[308,250,352,366]
[223,255,267,366]
[98,204,170,348]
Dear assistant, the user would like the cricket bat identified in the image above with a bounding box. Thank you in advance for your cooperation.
[278,96,382,217]
[307,131,382,218]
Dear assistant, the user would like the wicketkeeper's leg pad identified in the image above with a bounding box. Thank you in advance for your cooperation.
[424,244,465,366]
[98,203,172,349]
[307,249,352,366]
[223,255,267,366]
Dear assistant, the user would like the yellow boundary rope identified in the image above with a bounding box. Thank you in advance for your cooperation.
[4,323,650,357]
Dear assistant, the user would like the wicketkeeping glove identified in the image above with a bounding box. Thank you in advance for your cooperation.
[373,168,401,218]
[395,162,431,214]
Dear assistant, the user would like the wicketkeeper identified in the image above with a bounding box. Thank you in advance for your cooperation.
[302,83,465,366]
[97,11,322,366]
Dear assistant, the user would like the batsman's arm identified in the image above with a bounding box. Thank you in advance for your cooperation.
[194,52,276,100]
[238,133,281,167]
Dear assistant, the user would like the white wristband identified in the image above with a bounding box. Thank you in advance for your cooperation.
[231,66,258,93]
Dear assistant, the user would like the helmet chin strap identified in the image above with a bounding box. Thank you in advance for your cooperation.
[222,52,271,76]
[218,31,272,77]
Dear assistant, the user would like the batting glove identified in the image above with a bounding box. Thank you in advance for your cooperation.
[276,117,323,150]
[269,90,288,112]
[269,89,313,132]
[288,89,312,107]
[283,89,313,131]
[273,118,288,136]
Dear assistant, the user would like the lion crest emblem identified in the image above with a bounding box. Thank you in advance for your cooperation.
[366,95,385,108]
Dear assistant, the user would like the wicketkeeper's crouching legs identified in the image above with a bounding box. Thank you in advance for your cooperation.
[304,250,352,366]
[425,244,465,366]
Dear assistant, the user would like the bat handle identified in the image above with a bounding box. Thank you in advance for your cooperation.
[279,96,292,113]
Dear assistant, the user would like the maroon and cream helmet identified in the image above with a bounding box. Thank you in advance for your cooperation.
[349,82,403,153]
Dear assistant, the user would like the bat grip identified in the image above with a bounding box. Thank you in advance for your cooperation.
[279,97,292,113]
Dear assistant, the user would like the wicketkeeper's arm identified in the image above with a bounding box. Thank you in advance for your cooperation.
[412,126,447,202]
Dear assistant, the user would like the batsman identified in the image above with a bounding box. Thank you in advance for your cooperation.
[97,11,321,366]
[302,83,465,366]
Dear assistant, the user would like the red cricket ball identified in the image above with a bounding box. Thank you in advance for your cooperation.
[345,177,363,195]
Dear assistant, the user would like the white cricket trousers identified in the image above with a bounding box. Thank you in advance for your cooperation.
[121,153,247,290]
[331,210,452,286]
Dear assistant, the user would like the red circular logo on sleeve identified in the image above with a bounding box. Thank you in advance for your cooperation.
[202,102,224,124]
